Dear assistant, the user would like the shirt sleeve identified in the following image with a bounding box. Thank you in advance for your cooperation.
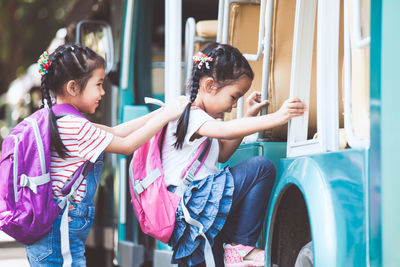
[184,109,214,144]
[72,117,114,163]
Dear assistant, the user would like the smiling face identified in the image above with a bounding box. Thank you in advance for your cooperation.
[198,75,252,119]
[75,67,106,114]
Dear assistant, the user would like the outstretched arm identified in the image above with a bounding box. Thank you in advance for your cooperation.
[197,96,306,162]
[102,96,188,155]
[217,92,270,162]
[93,110,159,137]
[104,111,172,155]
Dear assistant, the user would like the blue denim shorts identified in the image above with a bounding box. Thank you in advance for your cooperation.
[25,155,103,266]
[25,204,95,266]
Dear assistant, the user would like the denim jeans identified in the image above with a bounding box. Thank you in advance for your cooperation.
[213,156,276,267]
[25,155,104,266]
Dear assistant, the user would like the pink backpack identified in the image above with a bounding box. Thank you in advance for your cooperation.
[128,127,211,244]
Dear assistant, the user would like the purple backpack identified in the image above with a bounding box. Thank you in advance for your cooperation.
[0,104,91,245]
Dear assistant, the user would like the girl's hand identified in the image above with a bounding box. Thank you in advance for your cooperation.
[245,91,270,117]
[276,98,307,124]
[163,95,189,120]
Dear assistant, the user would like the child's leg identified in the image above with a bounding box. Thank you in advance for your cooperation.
[215,156,275,266]
[25,203,94,266]
[68,203,95,266]
[224,156,276,245]
[26,156,102,266]
[67,155,103,266]
[211,156,275,266]
[25,215,63,266]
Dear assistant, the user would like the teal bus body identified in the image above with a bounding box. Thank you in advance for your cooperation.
[271,149,367,266]
[377,1,400,266]
[219,142,368,266]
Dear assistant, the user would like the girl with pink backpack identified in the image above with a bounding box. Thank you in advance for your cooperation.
[23,44,187,267]
[162,43,306,267]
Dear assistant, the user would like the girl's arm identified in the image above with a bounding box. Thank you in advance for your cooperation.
[104,111,171,155]
[213,113,281,162]
[217,92,270,162]
[198,97,306,162]
[103,96,188,155]
[93,110,159,137]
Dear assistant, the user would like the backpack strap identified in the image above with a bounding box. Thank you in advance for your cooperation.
[18,105,90,196]
[20,117,51,195]
[43,104,93,267]
[174,138,215,267]
[57,161,93,267]
[174,137,212,197]
[51,104,86,119]
[51,104,93,202]
[56,161,93,210]
[131,137,211,202]
[132,167,162,201]
[61,161,92,195]
[180,197,215,267]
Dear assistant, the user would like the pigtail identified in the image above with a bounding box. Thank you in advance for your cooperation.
[173,43,254,149]
[41,72,68,158]
[174,68,201,149]
[173,45,222,149]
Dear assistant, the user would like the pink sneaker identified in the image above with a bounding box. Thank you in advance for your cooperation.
[224,244,265,267]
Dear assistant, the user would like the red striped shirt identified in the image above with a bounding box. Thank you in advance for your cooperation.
[51,115,113,203]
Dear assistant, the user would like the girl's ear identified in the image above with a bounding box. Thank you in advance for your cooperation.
[65,80,79,97]
[203,77,217,93]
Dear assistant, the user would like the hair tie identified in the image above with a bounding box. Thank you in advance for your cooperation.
[43,98,50,109]
[193,51,213,70]
[38,51,51,76]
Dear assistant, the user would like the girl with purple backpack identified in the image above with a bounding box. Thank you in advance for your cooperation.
[26,44,188,266]
[162,43,306,267]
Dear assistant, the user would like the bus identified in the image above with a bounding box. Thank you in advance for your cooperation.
[73,0,398,266]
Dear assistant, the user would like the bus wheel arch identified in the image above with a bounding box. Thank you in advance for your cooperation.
[266,158,338,267]
[269,185,312,267]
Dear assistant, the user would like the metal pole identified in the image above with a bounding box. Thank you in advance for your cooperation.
[165,0,182,102]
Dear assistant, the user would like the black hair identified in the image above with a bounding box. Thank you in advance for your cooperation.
[174,42,254,149]
[40,43,105,158]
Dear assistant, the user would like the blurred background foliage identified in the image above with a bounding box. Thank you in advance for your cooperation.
[0,0,77,95]
[0,0,111,146]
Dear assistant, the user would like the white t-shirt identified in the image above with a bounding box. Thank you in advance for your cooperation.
[51,115,113,202]
[162,109,220,187]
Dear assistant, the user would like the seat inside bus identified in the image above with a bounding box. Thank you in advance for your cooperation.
[194,19,218,51]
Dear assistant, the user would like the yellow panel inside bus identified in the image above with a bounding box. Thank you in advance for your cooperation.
[348,0,370,141]
[224,3,264,124]
[224,0,370,144]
